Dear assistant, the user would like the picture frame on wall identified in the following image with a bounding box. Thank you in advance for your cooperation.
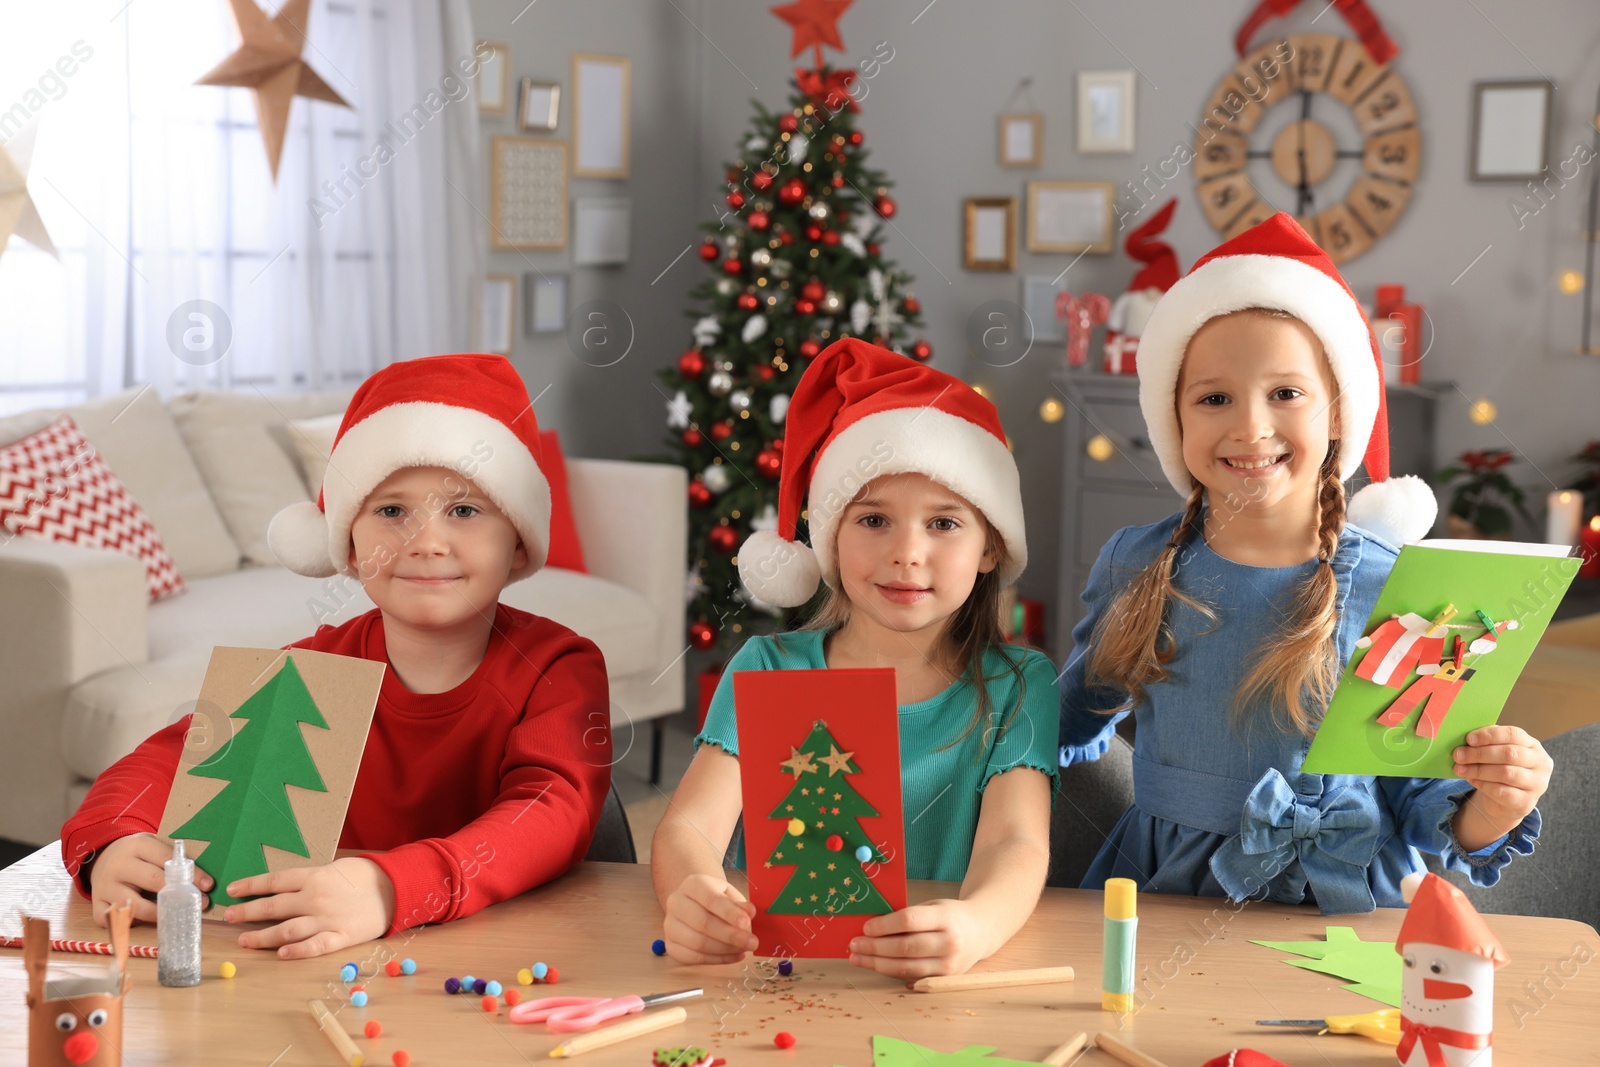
[573,197,632,265]
[1027,181,1114,254]
[1469,79,1553,181]
[481,274,515,355]
[519,79,561,132]
[963,197,1016,272]
[525,273,568,334]
[476,41,510,117]
[1076,70,1136,154]
[998,113,1043,167]
[571,53,631,178]
[490,137,567,249]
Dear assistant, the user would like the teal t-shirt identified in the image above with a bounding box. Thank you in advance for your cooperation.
[695,630,1060,882]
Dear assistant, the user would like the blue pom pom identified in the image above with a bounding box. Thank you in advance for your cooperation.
[444,977,461,994]
[855,845,872,863]
[461,975,475,990]
[350,991,368,1007]
[651,939,666,957]
[532,962,548,980]
[340,964,358,983]
[485,980,503,996]
[401,958,417,975]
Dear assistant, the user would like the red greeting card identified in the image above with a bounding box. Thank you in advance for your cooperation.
[733,668,907,959]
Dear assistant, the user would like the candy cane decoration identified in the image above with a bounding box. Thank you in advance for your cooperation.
[1056,291,1111,368]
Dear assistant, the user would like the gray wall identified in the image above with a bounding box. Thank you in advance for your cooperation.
[475,0,1600,624]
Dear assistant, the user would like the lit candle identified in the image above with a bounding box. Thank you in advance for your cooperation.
[1547,489,1583,547]
[1581,517,1600,579]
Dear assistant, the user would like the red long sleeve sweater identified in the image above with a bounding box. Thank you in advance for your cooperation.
[60,603,613,935]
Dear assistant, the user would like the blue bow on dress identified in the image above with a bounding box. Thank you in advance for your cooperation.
[1209,769,1383,914]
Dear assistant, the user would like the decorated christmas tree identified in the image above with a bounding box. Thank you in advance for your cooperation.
[171,658,329,907]
[660,1,927,657]
[764,720,890,915]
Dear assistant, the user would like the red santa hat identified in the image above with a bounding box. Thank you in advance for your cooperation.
[1396,873,1509,967]
[268,353,550,582]
[739,338,1026,608]
[1124,198,1182,292]
[1133,213,1437,545]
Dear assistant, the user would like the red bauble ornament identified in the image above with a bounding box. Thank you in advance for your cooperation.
[911,340,933,361]
[771,436,785,453]
[709,525,739,553]
[682,428,704,448]
[710,420,734,441]
[778,178,807,205]
[698,241,719,262]
[726,190,745,210]
[737,292,760,311]
[752,170,774,191]
[725,167,741,184]
[805,225,822,242]
[848,130,864,146]
[723,258,743,274]
[688,481,712,508]
[779,230,796,245]
[756,449,782,479]
[903,295,921,314]
[831,174,845,188]
[825,834,843,852]
[821,229,840,246]
[874,196,896,219]
[798,339,821,359]
[801,280,826,302]
[689,620,716,650]
[794,299,816,315]
[678,350,706,378]
[748,210,770,231]
[758,365,776,381]
[866,242,881,256]
[779,114,799,133]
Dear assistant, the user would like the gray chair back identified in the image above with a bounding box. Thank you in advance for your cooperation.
[583,783,637,864]
[1048,732,1136,889]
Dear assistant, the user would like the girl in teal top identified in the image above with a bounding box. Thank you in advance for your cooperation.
[652,339,1059,980]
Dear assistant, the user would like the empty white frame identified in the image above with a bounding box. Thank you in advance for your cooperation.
[476,41,510,117]
[481,274,515,354]
[571,53,631,178]
[520,79,561,132]
[1027,181,1114,253]
[1470,80,1553,181]
[999,113,1043,167]
[525,273,568,333]
[1077,70,1136,154]
[964,197,1016,271]
[573,197,631,265]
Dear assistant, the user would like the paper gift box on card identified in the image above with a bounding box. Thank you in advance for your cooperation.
[734,668,907,959]
[156,647,384,909]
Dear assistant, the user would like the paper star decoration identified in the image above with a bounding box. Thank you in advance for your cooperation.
[818,744,856,777]
[0,123,58,263]
[666,390,693,429]
[196,0,352,181]
[779,747,818,776]
[770,0,852,66]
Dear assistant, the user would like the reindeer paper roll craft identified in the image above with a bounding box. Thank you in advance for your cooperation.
[1395,873,1506,1067]
[24,904,133,1067]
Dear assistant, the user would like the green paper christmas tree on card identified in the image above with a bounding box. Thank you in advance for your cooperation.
[171,657,329,907]
[836,1035,1048,1067]
[1250,926,1401,1007]
[765,721,890,916]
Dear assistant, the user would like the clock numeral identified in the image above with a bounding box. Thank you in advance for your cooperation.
[1368,91,1401,121]
[1380,144,1408,165]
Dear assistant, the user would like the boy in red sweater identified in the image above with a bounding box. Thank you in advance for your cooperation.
[61,354,612,959]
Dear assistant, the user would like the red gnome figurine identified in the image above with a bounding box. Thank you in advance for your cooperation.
[1395,873,1507,1067]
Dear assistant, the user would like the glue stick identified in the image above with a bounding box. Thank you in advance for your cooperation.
[1101,877,1136,1013]
[157,839,203,987]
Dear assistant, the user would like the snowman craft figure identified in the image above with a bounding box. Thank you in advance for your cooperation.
[1395,873,1506,1067]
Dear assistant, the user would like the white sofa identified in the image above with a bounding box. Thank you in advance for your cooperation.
[0,386,686,846]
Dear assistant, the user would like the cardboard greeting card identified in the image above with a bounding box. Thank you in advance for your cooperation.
[733,668,907,959]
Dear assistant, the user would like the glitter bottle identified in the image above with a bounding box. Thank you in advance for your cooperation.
[157,839,202,987]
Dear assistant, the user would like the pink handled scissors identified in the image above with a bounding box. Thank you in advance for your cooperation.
[508,987,703,1032]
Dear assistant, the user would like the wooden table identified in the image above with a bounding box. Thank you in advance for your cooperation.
[3,844,1597,1065]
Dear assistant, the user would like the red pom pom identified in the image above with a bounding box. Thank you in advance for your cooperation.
[481,995,498,1012]
[385,960,401,977]
[505,989,522,1007]
[775,1031,797,1049]
[545,967,560,984]
[698,241,719,262]
[365,1021,382,1038]
[392,1053,411,1067]
[826,834,843,851]
[678,350,706,378]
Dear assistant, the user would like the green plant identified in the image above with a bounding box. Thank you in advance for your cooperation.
[1436,448,1533,537]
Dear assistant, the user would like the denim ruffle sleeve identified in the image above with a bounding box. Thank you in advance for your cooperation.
[1058,526,1137,767]
[1378,775,1541,888]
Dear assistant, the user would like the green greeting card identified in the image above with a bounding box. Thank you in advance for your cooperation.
[1303,540,1577,779]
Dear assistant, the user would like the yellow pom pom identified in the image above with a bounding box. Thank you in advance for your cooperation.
[517,968,534,986]
[220,961,237,979]
[787,818,806,836]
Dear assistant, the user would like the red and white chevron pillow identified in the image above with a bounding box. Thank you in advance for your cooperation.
[0,415,185,600]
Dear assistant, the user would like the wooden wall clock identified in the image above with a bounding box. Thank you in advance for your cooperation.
[1193,34,1420,264]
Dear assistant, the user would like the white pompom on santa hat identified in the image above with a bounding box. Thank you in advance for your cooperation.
[738,337,1026,608]
[1133,212,1437,546]
[267,353,551,582]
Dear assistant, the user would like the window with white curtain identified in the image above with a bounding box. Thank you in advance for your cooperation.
[0,0,483,417]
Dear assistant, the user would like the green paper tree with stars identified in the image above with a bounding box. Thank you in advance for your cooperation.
[171,657,329,907]
[765,720,890,916]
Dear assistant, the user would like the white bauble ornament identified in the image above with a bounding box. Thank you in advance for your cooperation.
[702,463,732,494]
[742,315,768,343]
[785,132,809,163]
[729,390,752,413]
[770,393,790,424]
[708,370,734,396]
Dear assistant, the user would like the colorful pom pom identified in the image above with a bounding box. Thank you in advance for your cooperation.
[505,989,522,1006]
[544,966,559,984]
[517,967,534,985]
[472,978,487,995]
[532,962,548,980]
[219,961,236,979]
[350,991,368,1008]
[444,977,461,994]
[365,1021,382,1038]
[775,1031,797,1048]
[385,960,401,977]
[340,963,358,982]
[392,1052,410,1067]
[481,995,498,1012]
[401,958,416,975]
[777,959,793,977]
[485,980,502,996]
[651,939,666,957]
[855,845,872,863]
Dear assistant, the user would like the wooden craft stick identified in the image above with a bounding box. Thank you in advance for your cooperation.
[308,999,364,1067]
[909,965,1076,993]
[549,1006,688,1058]
[1041,1031,1089,1065]
[1093,1032,1171,1067]
[0,935,159,958]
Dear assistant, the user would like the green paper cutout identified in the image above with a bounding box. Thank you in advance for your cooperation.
[840,1035,1044,1067]
[765,720,891,916]
[1250,926,1401,1007]
[171,657,330,907]
[1303,542,1577,778]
